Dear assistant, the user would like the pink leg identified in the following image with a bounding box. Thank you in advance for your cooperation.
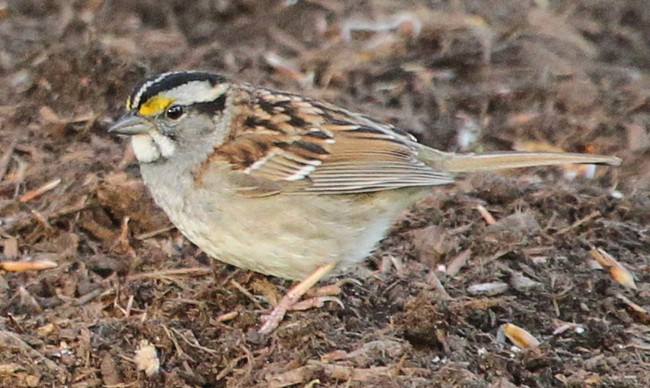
[258,262,336,335]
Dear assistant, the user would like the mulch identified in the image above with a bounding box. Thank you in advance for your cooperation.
[0,1,648,387]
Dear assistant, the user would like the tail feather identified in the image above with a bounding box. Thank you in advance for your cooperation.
[418,146,621,174]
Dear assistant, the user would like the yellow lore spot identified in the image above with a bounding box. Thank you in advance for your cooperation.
[138,95,174,116]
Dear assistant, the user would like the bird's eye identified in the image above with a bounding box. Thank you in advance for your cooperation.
[166,105,184,120]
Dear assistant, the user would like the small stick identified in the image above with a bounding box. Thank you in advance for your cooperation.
[19,178,62,203]
[231,279,264,308]
[128,267,212,280]
[73,287,113,306]
[134,225,175,240]
[476,204,496,225]
[216,311,239,322]
[31,209,52,229]
[555,210,601,235]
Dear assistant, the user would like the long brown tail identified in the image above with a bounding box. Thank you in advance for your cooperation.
[418,146,622,173]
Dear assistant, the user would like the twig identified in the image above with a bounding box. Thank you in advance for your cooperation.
[171,327,219,355]
[554,210,601,235]
[128,267,212,280]
[216,311,239,322]
[163,325,192,361]
[19,178,62,203]
[616,293,648,316]
[230,279,264,308]
[134,225,175,240]
[73,287,114,305]
[476,204,496,225]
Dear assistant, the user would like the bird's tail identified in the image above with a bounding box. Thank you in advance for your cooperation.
[418,146,622,173]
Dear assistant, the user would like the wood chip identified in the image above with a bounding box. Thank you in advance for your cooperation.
[510,272,542,292]
[589,247,637,290]
[500,323,541,349]
[0,259,58,272]
[467,282,508,296]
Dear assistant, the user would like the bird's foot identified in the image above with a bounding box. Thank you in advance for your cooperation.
[258,263,339,335]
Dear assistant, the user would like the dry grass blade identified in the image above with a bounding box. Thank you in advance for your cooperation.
[468,282,508,296]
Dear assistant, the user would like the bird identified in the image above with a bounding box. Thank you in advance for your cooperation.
[109,71,621,334]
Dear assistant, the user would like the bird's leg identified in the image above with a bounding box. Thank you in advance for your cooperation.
[291,277,363,310]
[289,281,350,311]
[258,262,336,335]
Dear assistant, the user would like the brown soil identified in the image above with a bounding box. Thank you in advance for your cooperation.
[0,1,648,387]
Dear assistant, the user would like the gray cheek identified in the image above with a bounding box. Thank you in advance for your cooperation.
[156,120,180,137]
[189,116,216,136]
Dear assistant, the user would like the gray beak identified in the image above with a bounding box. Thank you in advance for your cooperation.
[108,114,154,135]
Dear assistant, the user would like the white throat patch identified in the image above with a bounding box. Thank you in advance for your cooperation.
[150,131,177,158]
[131,133,177,163]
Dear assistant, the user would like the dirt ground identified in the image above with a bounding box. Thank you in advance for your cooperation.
[0,1,649,387]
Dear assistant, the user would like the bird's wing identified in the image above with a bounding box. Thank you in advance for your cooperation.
[194,85,453,196]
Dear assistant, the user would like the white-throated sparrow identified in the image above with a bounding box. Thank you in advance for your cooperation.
[109,71,621,334]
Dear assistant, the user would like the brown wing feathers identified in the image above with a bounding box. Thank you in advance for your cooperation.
[207,86,452,195]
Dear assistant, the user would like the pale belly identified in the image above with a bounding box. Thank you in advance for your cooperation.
[174,191,416,280]
[141,164,424,280]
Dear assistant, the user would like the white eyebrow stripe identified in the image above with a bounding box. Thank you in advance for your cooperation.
[165,82,229,106]
[130,72,180,110]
